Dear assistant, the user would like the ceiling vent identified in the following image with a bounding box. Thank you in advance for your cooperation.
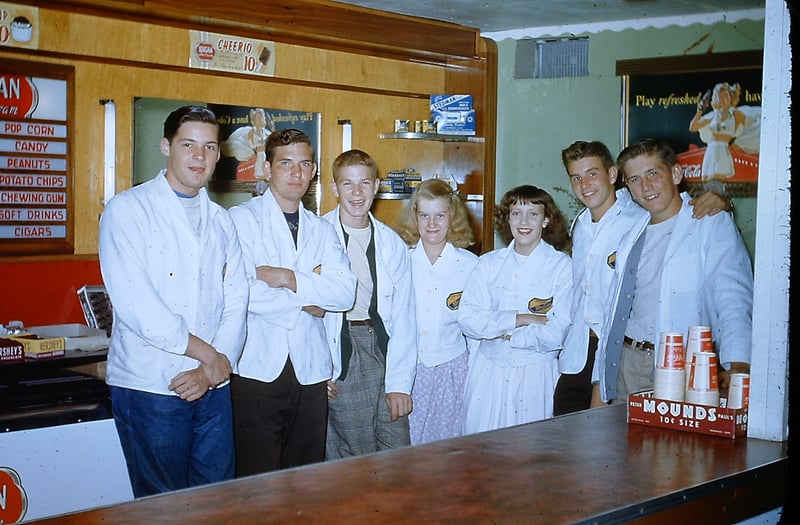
[515,37,589,79]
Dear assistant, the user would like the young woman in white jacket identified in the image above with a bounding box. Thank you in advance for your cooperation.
[458,185,573,434]
[395,179,478,445]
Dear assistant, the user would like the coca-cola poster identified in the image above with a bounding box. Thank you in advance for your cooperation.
[618,51,762,198]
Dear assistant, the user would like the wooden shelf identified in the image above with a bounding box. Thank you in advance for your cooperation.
[375,193,411,200]
[374,192,483,201]
[379,132,484,142]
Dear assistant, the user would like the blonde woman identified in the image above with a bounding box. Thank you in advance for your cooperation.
[396,179,478,445]
[689,82,746,193]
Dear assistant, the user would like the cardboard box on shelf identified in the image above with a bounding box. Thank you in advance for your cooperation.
[6,333,66,360]
[28,324,108,351]
[627,390,747,439]
[0,337,25,364]
[430,94,475,136]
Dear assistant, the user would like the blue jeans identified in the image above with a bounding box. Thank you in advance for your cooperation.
[110,385,235,497]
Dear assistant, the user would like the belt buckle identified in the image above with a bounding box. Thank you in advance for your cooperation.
[636,339,653,355]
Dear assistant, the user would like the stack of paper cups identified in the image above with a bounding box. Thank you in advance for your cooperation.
[686,352,720,406]
[653,332,685,401]
[685,326,714,392]
[727,373,750,409]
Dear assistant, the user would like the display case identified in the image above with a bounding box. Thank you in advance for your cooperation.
[0,348,109,432]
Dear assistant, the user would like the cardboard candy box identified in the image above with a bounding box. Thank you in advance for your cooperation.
[0,337,25,364]
[627,391,748,439]
[5,333,66,360]
[430,94,475,136]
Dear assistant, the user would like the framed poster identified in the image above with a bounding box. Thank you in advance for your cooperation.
[617,51,762,197]
[133,99,322,213]
[0,59,74,255]
[207,103,321,198]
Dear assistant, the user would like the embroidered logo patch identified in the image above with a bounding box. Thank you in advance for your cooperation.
[528,297,553,314]
[313,264,322,274]
[446,291,463,311]
[607,251,617,270]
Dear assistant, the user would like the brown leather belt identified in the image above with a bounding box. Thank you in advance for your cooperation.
[348,319,373,327]
[624,335,655,352]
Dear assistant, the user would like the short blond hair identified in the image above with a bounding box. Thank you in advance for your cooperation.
[332,149,377,182]
[395,178,474,249]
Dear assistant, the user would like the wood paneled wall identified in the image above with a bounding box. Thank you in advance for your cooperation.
[1,2,496,259]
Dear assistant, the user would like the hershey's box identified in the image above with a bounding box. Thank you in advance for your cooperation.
[1,337,25,364]
[6,333,66,360]
[627,391,748,439]
[430,94,475,135]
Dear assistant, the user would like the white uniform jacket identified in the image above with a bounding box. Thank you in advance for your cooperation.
[598,192,754,400]
[99,170,249,395]
[458,240,573,368]
[322,208,418,394]
[410,241,479,367]
[559,189,649,374]
[230,190,356,385]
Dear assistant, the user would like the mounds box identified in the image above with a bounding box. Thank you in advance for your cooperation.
[430,94,475,136]
[28,323,109,351]
[627,390,748,439]
[0,337,25,364]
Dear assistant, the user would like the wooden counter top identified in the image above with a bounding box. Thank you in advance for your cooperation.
[30,403,788,524]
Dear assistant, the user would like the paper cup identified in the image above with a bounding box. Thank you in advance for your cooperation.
[685,326,713,389]
[687,352,718,391]
[727,373,750,409]
[657,332,685,370]
[654,367,686,402]
[686,388,720,407]
[686,352,719,406]
[686,325,714,354]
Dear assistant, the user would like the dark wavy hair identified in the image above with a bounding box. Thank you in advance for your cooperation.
[562,140,623,190]
[616,137,677,178]
[265,128,313,163]
[163,105,219,143]
[494,185,571,253]
[395,178,474,248]
[561,140,615,171]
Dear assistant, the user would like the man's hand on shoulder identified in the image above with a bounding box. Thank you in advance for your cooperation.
[690,192,733,219]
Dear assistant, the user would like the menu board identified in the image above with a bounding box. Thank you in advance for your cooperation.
[0,59,73,255]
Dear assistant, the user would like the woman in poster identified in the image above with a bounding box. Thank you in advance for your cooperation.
[688,82,746,193]
[221,107,274,182]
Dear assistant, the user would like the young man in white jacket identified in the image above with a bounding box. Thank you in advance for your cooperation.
[323,149,417,458]
[99,105,249,497]
[601,138,752,404]
[229,129,356,475]
[554,141,733,414]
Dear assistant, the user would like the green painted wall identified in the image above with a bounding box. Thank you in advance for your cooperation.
[492,18,765,257]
